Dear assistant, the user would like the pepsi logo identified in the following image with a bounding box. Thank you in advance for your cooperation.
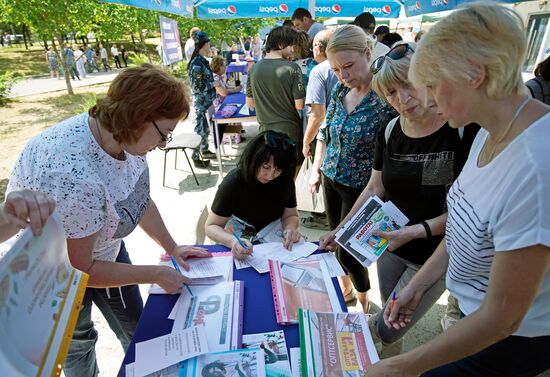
[382,5,391,14]
[227,5,237,14]
[444,0,448,4]
[415,1,421,10]
[279,4,288,13]
[331,4,341,14]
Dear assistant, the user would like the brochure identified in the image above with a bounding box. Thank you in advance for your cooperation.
[149,253,233,294]
[181,348,266,377]
[335,196,409,267]
[298,309,380,376]
[0,214,88,377]
[134,325,209,377]
[171,281,244,353]
[242,331,291,377]
[268,259,342,325]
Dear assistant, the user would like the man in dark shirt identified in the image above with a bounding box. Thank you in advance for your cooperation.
[246,26,305,149]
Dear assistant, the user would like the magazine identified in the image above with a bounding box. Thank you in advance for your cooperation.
[171,281,244,353]
[335,196,409,267]
[149,253,234,294]
[268,259,342,325]
[0,214,88,377]
[298,309,379,376]
[242,331,291,377]
[181,348,266,377]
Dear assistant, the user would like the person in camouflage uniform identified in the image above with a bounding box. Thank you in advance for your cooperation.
[188,31,217,167]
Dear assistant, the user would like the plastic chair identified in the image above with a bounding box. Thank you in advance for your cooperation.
[195,205,210,245]
[162,133,202,188]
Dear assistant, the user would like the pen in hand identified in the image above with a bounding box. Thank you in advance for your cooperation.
[227,225,249,250]
[389,291,397,313]
[169,255,182,274]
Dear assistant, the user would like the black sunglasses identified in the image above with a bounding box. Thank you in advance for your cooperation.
[152,120,173,144]
[264,132,296,151]
[370,43,415,75]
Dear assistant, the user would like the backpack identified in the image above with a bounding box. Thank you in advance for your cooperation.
[526,77,550,105]
[384,116,464,143]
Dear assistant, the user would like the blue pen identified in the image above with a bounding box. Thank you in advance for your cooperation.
[227,225,249,249]
[170,255,194,295]
[169,255,182,274]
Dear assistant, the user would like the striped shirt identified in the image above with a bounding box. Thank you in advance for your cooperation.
[446,114,550,337]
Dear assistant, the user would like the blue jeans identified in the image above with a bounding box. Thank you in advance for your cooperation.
[421,333,550,377]
[63,242,143,377]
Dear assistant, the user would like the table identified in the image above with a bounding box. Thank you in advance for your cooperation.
[118,245,346,376]
[212,93,257,176]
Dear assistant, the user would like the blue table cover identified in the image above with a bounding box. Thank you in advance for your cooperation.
[118,244,346,376]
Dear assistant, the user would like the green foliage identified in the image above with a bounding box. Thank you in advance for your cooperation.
[131,53,162,65]
[168,60,188,81]
[75,92,99,115]
[0,72,16,106]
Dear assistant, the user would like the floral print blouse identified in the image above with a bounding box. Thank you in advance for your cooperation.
[318,83,397,189]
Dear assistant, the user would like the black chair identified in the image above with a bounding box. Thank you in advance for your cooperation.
[162,133,202,188]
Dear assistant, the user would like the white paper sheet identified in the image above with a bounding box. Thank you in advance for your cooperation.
[246,241,318,274]
[134,325,208,377]
[303,252,346,278]
[238,104,250,116]
[149,255,233,293]
[289,347,301,377]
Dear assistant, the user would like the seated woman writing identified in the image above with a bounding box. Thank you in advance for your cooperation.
[205,130,301,259]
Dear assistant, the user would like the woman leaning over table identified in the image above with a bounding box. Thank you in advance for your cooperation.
[366,3,550,376]
[309,24,397,313]
[319,41,478,353]
[205,131,301,259]
[7,64,210,377]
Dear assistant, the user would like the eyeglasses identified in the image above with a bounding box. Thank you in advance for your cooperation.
[370,43,415,75]
[152,120,173,144]
[264,131,296,150]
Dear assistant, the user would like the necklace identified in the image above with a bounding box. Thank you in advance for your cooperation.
[480,96,530,163]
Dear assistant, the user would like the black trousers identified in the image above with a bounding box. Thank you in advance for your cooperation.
[322,174,370,292]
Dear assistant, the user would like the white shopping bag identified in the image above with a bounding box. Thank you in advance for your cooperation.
[296,158,325,213]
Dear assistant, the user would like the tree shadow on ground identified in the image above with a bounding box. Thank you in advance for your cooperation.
[177,172,218,194]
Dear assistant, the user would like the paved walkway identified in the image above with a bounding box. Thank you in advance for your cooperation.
[9,70,120,97]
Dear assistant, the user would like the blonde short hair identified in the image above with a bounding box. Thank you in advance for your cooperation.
[326,24,374,56]
[372,43,414,103]
[410,2,527,99]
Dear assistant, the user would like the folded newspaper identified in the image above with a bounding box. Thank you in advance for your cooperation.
[335,196,408,267]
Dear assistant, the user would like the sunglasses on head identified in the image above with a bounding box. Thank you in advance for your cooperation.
[264,132,296,151]
[370,43,415,75]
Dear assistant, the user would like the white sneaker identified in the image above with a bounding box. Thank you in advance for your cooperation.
[440,314,459,331]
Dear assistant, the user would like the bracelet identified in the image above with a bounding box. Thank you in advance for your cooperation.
[420,221,432,240]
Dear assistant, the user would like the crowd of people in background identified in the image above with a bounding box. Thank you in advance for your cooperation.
[42,42,130,80]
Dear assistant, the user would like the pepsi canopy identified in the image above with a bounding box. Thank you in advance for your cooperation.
[402,0,455,17]
[315,0,400,18]
[197,0,401,19]
[197,0,302,19]
[99,0,193,17]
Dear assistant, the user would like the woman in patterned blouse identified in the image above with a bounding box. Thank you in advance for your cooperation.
[309,25,396,313]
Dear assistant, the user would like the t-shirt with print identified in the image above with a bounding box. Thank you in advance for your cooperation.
[446,114,550,337]
[246,58,305,142]
[211,168,297,232]
[373,118,479,265]
[306,60,338,108]
[7,112,150,262]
